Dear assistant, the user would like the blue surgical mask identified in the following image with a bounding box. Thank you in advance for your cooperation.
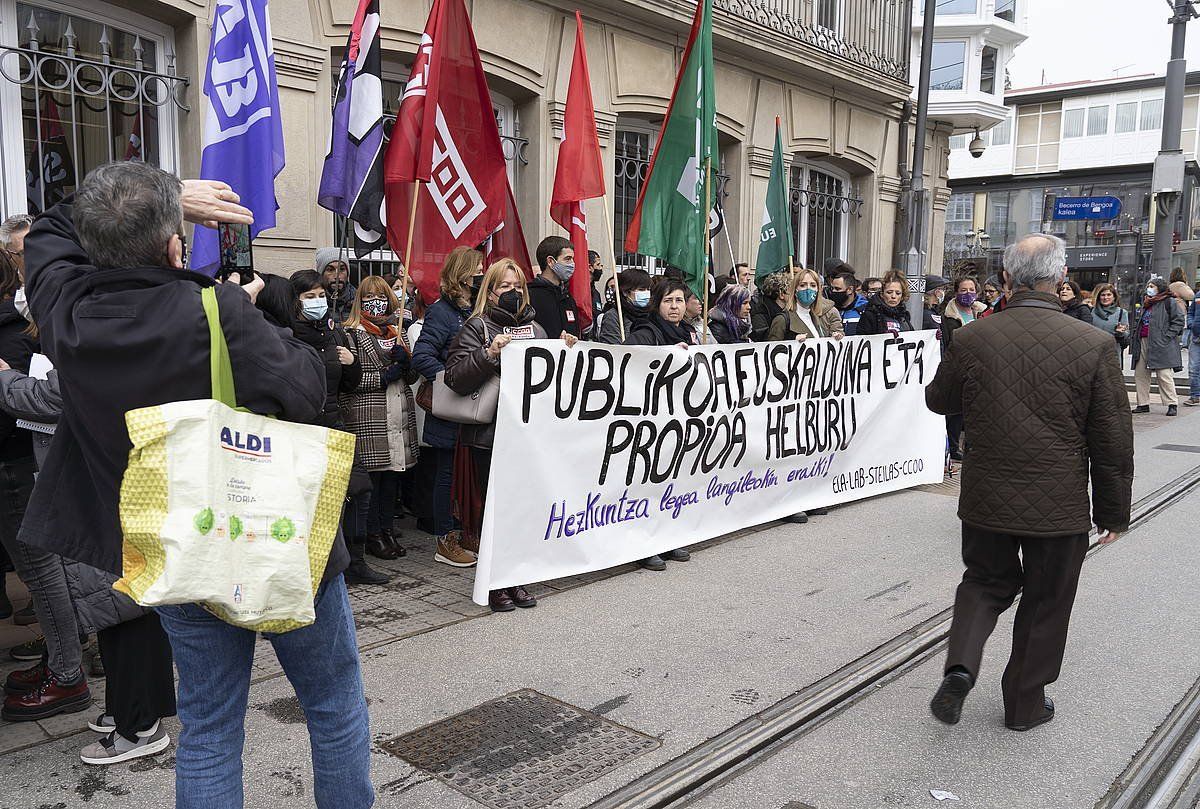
[301,298,329,321]
[632,290,651,308]
[551,260,575,282]
[796,288,818,307]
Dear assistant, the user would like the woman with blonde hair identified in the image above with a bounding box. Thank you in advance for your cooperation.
[412,246,485,568]
[767,267,845,341]
[444,259,576,611]
[340,276,420,562]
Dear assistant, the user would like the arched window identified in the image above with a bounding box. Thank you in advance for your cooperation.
[788,160,860,271]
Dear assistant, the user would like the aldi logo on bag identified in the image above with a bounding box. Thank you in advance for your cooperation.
[220,427,272,459]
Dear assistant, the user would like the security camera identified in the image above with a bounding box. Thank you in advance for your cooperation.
[968,131,985,159]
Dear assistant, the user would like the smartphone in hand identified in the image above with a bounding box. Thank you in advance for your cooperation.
[217,222,255,284]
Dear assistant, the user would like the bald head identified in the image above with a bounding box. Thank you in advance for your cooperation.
[1003,234,1066,293]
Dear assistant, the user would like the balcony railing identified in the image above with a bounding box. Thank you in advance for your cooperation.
[713,0,912,82]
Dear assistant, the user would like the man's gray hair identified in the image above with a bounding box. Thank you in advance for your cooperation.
[1003,233,1067,291]
[0,214,32,250]
[74,162,183,270]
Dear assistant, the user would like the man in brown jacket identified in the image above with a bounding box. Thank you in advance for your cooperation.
[925,233,1133,731]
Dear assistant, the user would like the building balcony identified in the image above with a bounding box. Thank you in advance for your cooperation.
[929,90,1010,133]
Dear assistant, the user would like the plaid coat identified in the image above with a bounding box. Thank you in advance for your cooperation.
[339,326,420,472]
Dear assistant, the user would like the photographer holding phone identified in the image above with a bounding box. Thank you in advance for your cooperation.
[22,163,373,805]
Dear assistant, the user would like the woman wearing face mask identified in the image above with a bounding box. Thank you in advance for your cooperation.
[443,259,576,612]
[939,276,987,348]
[340,277,420,563]
[412,247,485,568]
[286,270,386,585]
[593,269,653,344]
[1090,283,1129,366]
[623,278,696,568]
[767,269,845,341]
[1058,280,1093,323]
[625,278,699,348]
[1131,276,1185,416]
[856,270,914,335]
[708,284,753,344]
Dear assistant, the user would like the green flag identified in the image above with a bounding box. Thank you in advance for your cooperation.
[755,118,793,280]
[623,0,716,297]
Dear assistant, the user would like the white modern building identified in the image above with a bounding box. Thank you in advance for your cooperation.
[945,72,1200,299]
[911,0,1028,137]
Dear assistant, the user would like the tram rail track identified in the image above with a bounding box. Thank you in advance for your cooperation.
[586,463,1200,809]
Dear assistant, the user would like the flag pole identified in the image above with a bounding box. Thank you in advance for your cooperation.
[599,199,626,341]
[398,179,421,332]
[701,160,712,345]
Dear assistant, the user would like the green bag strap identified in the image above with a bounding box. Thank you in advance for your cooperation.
[201,286,237,408]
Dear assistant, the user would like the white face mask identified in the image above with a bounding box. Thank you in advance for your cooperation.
[13,287,30,323]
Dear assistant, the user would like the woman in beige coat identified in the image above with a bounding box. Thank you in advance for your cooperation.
[767,268,846,341]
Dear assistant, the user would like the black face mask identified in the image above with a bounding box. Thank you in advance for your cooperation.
[469,275,484,298]
[604,287,616,305]
[591,268,603,284]
[497,289,522,314]
[827,289,850,307]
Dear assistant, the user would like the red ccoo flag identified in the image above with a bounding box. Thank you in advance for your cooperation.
[383,0,513,304]
[550,12,605,332]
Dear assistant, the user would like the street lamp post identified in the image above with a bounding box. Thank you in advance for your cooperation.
[1150,0,1197,281]
[903,0,937,326]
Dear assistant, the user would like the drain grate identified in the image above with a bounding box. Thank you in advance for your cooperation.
[1155,443,1200,454]
[379,689,660,809]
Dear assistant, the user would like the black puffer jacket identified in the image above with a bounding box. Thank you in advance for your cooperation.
[291,315,362,429]
[593,298,649,345]
[528,275,580,338]
[625,313,698,346]
[749,291,783,342]
[926,291,1133,536]
[708,312,750,344]
[1062,300,1093,324]
[444,305,547,450]
[856,295,914,335]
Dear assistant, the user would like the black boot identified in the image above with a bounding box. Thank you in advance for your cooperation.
[344,542,391,586]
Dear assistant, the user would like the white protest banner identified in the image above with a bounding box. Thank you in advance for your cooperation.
[472,331,945,604]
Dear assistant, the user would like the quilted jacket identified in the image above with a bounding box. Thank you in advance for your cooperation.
[926,291,1133,536]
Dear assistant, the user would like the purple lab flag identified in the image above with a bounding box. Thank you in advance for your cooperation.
[318,0,388,254]
[190,0,286,276]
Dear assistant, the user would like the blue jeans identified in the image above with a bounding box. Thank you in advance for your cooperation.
[156,576,373,809]
[433,447,458,536]
[1190,337,1200,398]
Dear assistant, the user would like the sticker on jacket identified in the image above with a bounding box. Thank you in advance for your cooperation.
[505,325,537,340]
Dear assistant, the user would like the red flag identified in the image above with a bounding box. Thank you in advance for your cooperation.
[550,12,605,331]
[383,0,510,304]
[485,180,534,276]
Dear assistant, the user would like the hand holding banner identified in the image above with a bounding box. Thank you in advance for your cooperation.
[472,333,945,604]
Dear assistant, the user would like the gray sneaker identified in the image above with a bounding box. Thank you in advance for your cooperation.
[80,721,170,765]
[87,712,115,733]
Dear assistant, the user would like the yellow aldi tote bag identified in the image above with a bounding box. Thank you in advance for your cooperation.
[114,286,354,632]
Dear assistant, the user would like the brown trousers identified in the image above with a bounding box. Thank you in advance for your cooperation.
[945,524,1089,726]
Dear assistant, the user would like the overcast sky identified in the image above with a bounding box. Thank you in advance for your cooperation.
[1007,1,1200,89]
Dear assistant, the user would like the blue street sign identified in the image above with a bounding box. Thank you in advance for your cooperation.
[1052,196,1121,220]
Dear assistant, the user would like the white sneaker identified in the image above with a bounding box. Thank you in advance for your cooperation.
[80,721,170,765]
[87,712,115,733]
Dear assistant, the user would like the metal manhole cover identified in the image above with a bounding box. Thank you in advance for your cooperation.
[1155,443,1200,454]
[379,689,660,809]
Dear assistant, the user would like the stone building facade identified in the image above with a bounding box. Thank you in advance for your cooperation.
[0,0,950,280]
